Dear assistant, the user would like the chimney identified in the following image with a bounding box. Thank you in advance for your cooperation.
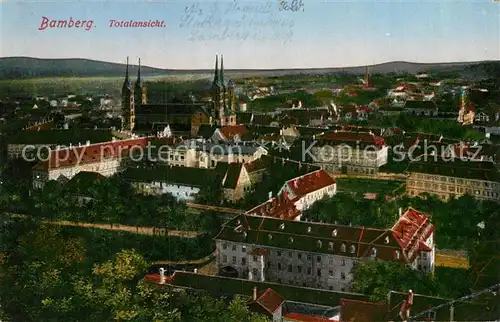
[86,140,90,146]
[159,267,166,284]
[252,287,258,301]
[399,207,403,217]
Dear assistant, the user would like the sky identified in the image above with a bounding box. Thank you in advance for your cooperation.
[1,0,499,69]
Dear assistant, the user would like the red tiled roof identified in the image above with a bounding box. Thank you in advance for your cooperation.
[283,312,335,322]
[286,170,336,197]
[318,131,385,147]
[391,208,434,261]
[35,137,151,170]
[219,125,249,140]
[249,288,285,315]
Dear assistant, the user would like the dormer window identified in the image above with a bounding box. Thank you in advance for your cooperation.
[328,242,334,250]
[268,234,273,240]
[279,223,285,230]
[371,248,377,257]
[317,240,322,248]
[289,237,294,243]
[341,244,346,252]
[385,236,390,244]
[307,226,312,233]
[243,232,247,238]
[350,245,356,254]
[236,219,241,225]
[332,229,338,237]
[395,250,400,260]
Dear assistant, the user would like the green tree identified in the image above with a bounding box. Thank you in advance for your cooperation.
[352,261,437,301]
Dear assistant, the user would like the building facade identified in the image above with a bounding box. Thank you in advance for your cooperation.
[406,158,500,201]
[32,137,150,189]
[310,131,388,175]
[215,208,435,292]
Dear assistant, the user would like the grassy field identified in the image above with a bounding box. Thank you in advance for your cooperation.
[435,249,469,269]
[336,178,405,196]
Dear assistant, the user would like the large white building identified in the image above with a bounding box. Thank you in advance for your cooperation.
[32,137,150,189]
[246,168,337,221]
[157,139,267,169]
[215,208,435,292]
[310,131,388,175]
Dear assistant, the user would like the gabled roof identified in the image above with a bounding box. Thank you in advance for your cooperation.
[222,163,244,189]
[247,288,285,315]
[284,170,336,198]
[316,131,385,148]
[33,137,151,171]
[407,157,500,182]
[216,208,432,261]
[219,125,249,140]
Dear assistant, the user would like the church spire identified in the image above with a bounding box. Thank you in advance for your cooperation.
[212,54,221,87]
[135,58,142,87]
[220,54,225,88]
[123,56,132,90]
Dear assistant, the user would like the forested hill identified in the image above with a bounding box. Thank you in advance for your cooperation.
[0,56,499,79]
[0,57,171,79]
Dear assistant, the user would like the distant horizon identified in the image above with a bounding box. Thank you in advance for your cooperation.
[2,55,498,72]
[1,1,499,69]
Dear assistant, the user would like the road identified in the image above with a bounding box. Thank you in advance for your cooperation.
[185,202,244,215]
[1,212,202,238]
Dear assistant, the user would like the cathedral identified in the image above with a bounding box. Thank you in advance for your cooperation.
[121,55,237,133]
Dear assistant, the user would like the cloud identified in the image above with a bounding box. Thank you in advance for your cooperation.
[385,33,391,36]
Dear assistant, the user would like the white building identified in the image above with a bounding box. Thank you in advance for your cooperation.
[32,137,150,189]
[215,208,435,292]
[246,169,337,221]
[310,131,389,175]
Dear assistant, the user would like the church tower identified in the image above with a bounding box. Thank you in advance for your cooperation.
[211,54,236,126]
[122,56,135,131]
[134,58,147,107]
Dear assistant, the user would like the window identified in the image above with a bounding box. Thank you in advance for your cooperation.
[279,223,285,230]
[329,286,333,290]
[223,255,227,262]
[350,245,356,254]
[307,267,311,275]
[341,272,346,280]
[297,266,302,273]
[385,236,390,244]
[307,254,312,260]
[223,243,227,250]
[232,245,236,251]
[328,242,334,250]
[253,255,258,262]
[298,253,302,259]
[329,257,333,264]
[317,240,322,248]
[268,234,273,240]
[289,251,293,258]
[242,258,246,265]
[316,256,321,263]
[289,237,294,243]
[371,248,377,257]
[307,226,312,233]
[341,244,346,252]
[317,268,321,277]
[278,263,282,270]
[288,265,292,272]
[242,246,246,252]
[252,268,258,276]
[232,256,236,264]
[341,259,346,266]
[395,250,400,260]
[341,287,345,292]
[332,229,338,237]
[329,269,333,277]
[277,251,282,257]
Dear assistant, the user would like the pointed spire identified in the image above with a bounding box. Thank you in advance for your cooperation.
[123,56,132,90]
[135,58,142,88]
[212,54,220,87]
[220,54,225,87]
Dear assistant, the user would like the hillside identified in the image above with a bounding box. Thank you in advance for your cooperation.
[0,56,498,79]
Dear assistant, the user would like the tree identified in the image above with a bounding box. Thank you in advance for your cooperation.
[352,261,437,302]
